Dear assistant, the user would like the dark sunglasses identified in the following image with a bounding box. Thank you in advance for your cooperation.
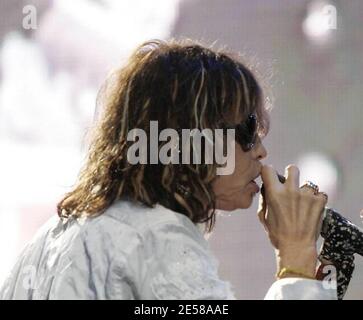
[225,114,258,152]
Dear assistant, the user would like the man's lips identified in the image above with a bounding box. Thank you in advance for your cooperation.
[249,172,261,192]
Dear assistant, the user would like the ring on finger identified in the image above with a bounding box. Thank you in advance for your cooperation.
[302,181,319,194]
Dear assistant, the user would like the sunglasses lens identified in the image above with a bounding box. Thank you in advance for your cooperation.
[235,114,257,151]
[222,114,258,152]
[247,114,257,136]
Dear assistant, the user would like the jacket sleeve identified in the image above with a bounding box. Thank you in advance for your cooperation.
[264,277,337,300]
[142,221,236,300]
[113,215,337,300]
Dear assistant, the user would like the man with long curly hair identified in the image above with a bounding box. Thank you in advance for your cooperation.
[0,39,335,300]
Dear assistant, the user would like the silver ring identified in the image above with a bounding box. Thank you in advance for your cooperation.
[302,181,319,194]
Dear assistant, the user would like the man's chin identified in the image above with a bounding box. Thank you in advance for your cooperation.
[215,191,256,211]
[238,192,257,209]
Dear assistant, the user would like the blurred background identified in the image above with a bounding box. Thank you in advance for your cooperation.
[0,0,362,299]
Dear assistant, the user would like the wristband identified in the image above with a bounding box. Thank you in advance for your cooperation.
[276,267,316,280]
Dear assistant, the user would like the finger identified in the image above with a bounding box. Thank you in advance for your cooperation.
[261,165,280,191]
[257,193,266,221]
[284,164,300,189]
[315,191,328,207]
[317,191,328,202]
[257,194,268,231]
[314,195,327,239]
[300,184,318,195]
[310,192,328,225]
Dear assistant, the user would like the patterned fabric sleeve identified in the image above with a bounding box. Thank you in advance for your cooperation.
[318,207,363,299]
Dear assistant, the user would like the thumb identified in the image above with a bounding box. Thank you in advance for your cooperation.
[257,193,267,229]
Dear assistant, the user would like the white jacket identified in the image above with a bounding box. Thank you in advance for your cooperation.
[0,200,337,300]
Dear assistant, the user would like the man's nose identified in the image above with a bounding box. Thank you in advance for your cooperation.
[254,137,267,160]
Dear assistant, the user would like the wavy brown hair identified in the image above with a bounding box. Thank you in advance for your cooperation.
[57,39,270,232]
